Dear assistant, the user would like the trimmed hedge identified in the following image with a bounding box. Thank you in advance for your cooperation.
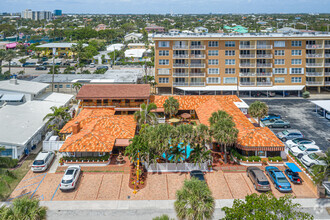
[231,149,261,162]
[63,153,110,162]
[268,156,283,162]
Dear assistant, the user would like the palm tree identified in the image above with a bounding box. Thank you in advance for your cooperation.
[0,147,16,199]
[71,41,85,73]
[163,96,179,118]
[248,101,269,125]
[134,103,158,128]
[175,178,215,220]
[0,196,47,219]
[210,116,238,163]
[0,50,6,74]
[72,82,82,94]
[43,106,71,135]
[189,124,212,166]
[208,110,231,126]
[4,50,16,75]
[312,149,330,185]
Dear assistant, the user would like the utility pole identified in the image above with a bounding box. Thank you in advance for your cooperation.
[51,47,56,92]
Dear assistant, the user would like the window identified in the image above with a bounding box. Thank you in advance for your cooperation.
[275,59,285,65]
[225,50,235,56]
[225,68,235,74]
[208,50,219,56]
[208,68,219,74]
[274,41,286,47]
[66,84,71,88]
[59,85,63,88]
[273,68,286,74]
[225,59,235,65]
[274,50,285,56]
[223,77,237,84]
[292,50,302,56]
[0,148,12,157]
[291,59,302,65]
[291,41,302,47]
[225,41,235,47]
[158,68,170,75]
[159,50,169,56]
[207,77,220,84]
[290,68,304,74]
[275,77,285,83]
[291,77,302,83]
[159,59,169,65]
[159,77,169,84]
[208,41,218,47]
[158,41,169,47]
[208,59,219,65]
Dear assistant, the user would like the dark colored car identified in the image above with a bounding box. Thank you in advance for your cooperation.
[261,114,281,122]
[284,169,302,184]
[42,62,49,66]
[35,66,47,70]
[190,170,205,182]
[246,167,271,191]
[55,62,62,66]
[22,62,36,67]
[97,65,109,70]
[41,57,48,61]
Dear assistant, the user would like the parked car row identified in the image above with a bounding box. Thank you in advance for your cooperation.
[32,151,82,191]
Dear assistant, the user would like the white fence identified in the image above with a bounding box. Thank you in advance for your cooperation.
[42,141,64,151]
[144,162,210,172]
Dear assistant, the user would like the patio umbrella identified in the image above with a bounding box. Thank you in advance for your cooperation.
[168,118,180,123]
[180,113,191,119]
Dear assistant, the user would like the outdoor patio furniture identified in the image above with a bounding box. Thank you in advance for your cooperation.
[180,113,191,121]
[168,118,180,123]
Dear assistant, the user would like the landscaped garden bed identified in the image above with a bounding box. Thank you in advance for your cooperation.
[231,149,262,166]
[267,156,284,166]
[129,164,147,190]
[60,154,110,164]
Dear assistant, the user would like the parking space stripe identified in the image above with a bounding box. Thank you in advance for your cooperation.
[241,173,253,194]
[8,191,32,201]
[51,184,60,201]
[223,173,234,199]
[22,173,45,182]
[15,181,40,191]
[96,175,104,199]
[30,173,47,199]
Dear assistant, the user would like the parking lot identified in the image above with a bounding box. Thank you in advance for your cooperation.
[244,99,330,151]
[9,169,317,201]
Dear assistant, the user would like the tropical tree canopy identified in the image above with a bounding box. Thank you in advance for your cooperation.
[0,196,47,220]
[134,103,158,127]
[248,101,269,125]
[163,97,180,118]
[72,82,83,94]
[312,149,330,184]
[43,106,71,134]
[175,178,215,220]
[221,193,313,220]
[0,147,17,199]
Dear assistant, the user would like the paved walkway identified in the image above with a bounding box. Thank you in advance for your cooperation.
[48,154,62,174]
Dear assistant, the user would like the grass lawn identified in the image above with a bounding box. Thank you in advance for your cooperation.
[0,154,36,201]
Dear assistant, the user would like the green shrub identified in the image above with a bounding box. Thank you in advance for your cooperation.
[268,156,283,162]
[302,91,310,99]
[63,153,110,162]
[93,68,107,74]
[79,70,91,74]
[231,149,260,162]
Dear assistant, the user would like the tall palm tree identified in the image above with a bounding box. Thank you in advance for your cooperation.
[208,110,231,126]
[248,101,269,125]
[312,149,330,184]
[175,178,215,220]
[71,41,85,73]
[210,116,238,163]
[0,196,47,219]
[0,50,6,74]
[163,96,179,118]
[72,82,82,94]
[4,50,16,75]
[43,106,71,135]
[134,103,158,128]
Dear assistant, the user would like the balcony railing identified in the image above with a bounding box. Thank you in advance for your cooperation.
[190,45,206,50]
[325,54,330,58]
[190,54,206,59]
[173,72,189,77]
[239,45,256,49]
[325,63,330,67]
[325,81,330,85]
[306,54,324,58]
[190,63,206,68]
[325,72,330,76]
[239,63,256,68]
[190,82,205,86]
[240,82,256,86]
[239,72,256,77]
[257,54,273,58]
[257,72,272,77]
[256,45,273,49]
[173,82,189,86]
[306,72,324,76]
[173,64,189,68]
[256,63,272,68]
[325,44,330,48]
[173,54,189,58]
[173,45,189,50]
[306,63,324,67]
[306,81,324,86]
[190,72,205,77]
[239,54,256,58]
[257,82,272,86]
[306,44,323,49]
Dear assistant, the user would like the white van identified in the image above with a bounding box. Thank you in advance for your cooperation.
[31,151,55,172]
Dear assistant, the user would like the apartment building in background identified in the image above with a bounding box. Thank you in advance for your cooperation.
[153,32,330,95]
[21,9,52,21]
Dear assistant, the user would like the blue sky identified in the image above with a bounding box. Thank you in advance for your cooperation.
[1,0,329,14]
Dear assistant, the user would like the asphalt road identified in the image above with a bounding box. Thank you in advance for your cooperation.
[244,99,330,151]
[1,66,98,76]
